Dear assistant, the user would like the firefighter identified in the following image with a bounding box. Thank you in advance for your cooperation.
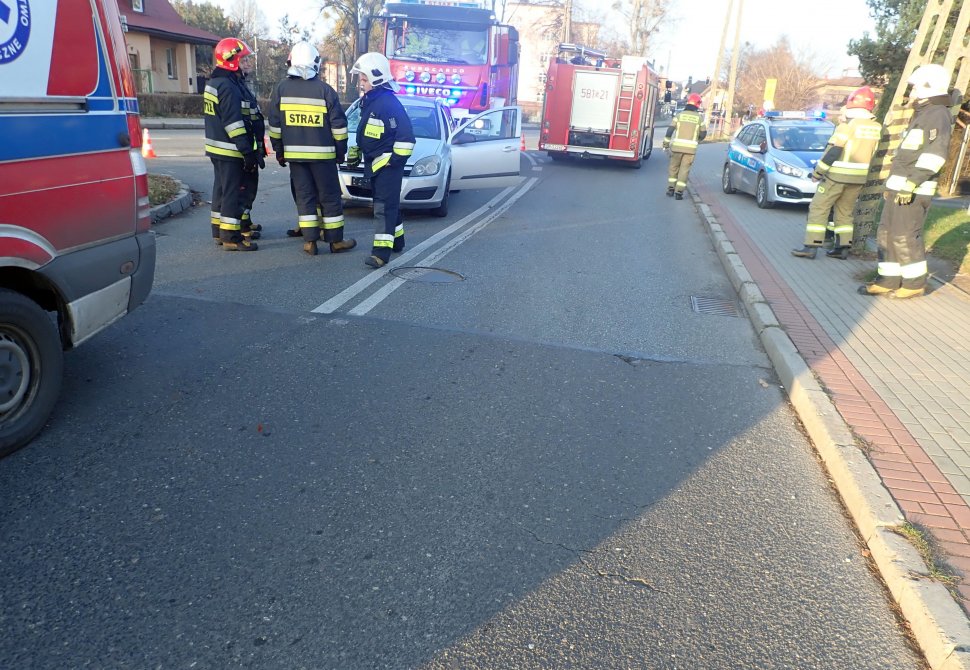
[268,42,356,256]
[204,37,263,251]
[238,55,264,241]
[860,64,954,299]
[346,52,415,269]
[662,93,706,200]
[792,87,882,260]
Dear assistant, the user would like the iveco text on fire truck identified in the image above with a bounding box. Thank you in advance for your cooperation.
[539,44,660,167]
[360,0,519,119]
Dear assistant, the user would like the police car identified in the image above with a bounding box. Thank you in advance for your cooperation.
[721,111,836,208]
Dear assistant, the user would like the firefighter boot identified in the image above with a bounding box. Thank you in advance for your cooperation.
[891,286,926,300]
[791,246,818,259]
[674,192,684,200]
[303,241,318,256]
[329,238,357,253]
[666,186,675,197]
[222,233,258,251]
[826,246,850,260]
[242,223,261,240]
[857,283,893,296]
[286,228,303,238]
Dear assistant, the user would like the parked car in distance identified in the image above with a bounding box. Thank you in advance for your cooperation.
[721,111,836,208]
[338,97,523,217]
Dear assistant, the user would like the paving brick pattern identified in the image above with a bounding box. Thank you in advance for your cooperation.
[689,146,970,607]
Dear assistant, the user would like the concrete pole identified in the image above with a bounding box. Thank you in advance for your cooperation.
[707,0,734,123]
[563,0,572,44]
[721,0,744,139]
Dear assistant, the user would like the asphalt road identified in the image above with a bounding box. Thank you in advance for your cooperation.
[0,129,928,669]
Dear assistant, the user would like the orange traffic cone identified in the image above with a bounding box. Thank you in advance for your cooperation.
[264,134,272,154]
[141,129,157,159]
[520,132,526,151]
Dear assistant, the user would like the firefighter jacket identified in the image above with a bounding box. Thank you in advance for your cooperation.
[267,76,348,161]
[664,104,707,155]
[204,68,256,161]
[355,86,415,177]
[815,113,882,184]
[885,94,953,196]
[240,75,265,155]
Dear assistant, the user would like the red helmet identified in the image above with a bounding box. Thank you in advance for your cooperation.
[687,93,702,107]
[846,86,875,112]
[214,38,253,72]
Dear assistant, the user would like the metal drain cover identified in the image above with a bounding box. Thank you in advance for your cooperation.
[690,296,740,317]
[389,266,465,283]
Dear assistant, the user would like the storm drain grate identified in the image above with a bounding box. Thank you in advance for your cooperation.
[690,296,741,317]
[389,266,465,284]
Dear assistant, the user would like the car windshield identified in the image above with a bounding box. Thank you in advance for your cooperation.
[386,19,488,65]
[345,102,441,141]
[769,126,833,152]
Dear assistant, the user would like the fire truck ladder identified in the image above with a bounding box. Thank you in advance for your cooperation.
[613,69,639,138]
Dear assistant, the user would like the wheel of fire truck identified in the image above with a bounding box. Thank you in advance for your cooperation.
[0,289,64,457]
[721,164,737,194]
[431,173,451,218]
[755,173,775,209]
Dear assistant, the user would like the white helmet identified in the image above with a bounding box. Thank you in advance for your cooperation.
[351,52,400,92]
[287,41,320,80]
[907,63,950,99]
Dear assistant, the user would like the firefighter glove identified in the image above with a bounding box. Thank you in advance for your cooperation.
[335,151,345,165]
[257,154,265,170]
[243,151,258,172]
[810,171,823,182]
[277,154,287,167]
[347,146,361,167]
[894,191,914,206]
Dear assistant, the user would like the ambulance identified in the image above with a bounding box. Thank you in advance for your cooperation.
[0,0,156,455]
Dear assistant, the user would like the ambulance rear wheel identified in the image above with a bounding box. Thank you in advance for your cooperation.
[0,290,64,458]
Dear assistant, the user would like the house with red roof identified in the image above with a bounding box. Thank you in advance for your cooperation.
[116,0,221,94]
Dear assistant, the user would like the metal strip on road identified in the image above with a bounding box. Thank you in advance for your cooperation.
[312,181,526,314]
[347,177,539,316]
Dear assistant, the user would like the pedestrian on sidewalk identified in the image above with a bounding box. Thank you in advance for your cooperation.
[268,42,356,256]
[860,64,954,299]
[347,52,414,269]
[204,37,263,251]
[663,93,706,200]
[792,88,882,260]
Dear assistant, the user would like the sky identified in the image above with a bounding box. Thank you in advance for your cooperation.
[216,0,878,82]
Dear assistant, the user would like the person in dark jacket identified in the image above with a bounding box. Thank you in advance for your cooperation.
[238,59,265,241]
[346,52,415,269]
[204,37,263,251]
[268,41,356,256]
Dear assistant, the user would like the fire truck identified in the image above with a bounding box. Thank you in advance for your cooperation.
[361,0,520,119]
[538,44,661,168]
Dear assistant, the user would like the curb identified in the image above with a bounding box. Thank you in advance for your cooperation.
[141,118,203,130]
[150,179,193,224]
[690,189,970,670]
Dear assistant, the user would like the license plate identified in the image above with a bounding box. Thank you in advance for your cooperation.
[351,176,371,189]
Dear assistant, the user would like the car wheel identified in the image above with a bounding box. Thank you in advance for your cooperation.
[0,289,64,457]
[756,173,774,209]
[629,156,643,169]
[431,173,451,218]
[721,164,736,194]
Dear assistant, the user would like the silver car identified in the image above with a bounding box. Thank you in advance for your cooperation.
[721,112,836,208]
[338,97,523,217]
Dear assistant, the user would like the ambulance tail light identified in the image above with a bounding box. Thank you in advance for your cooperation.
[127,114,151,233]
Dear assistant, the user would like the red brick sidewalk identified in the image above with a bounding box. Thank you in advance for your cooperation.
[695,180,970,608]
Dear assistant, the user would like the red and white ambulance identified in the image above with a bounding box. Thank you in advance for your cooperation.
[0,0,156,455]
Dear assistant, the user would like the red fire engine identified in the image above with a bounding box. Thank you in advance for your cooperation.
[362,0,520,119]
[538,44,661,167]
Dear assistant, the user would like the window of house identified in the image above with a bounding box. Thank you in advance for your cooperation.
[166,48,177,79]
[132,0,144,12]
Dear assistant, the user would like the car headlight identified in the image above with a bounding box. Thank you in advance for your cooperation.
[411,155,441,177]
[772,159,805,178]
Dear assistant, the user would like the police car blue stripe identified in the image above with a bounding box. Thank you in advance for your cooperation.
[0,114,130,162]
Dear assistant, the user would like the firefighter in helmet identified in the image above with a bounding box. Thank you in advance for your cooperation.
[204,37,263,251]
[860,64,954,299]
[268,41,356,256]
[662,93,707,200]
[792,86,882,260]
[346,52,415,269]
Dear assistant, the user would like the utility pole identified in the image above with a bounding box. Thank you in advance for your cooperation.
[563,0,572,44]
[707,0,734,126]
[721,0,744,140]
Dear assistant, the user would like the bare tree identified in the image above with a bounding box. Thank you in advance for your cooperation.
[734,38,825,114]
[228,0,268,41]
[315,0,383,100]
[610,0,673,57]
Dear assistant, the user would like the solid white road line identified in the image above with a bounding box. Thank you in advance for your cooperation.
[312,183,518,314]
[347,177,539,316]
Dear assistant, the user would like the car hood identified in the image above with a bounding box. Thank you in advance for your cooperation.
[346,132,444,167]
[774,150,822,169]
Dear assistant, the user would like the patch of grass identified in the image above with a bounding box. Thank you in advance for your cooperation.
[924,206,970,275]
[892,522,960,592]
[148,174,180,206]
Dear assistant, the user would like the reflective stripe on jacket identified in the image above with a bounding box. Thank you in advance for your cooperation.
[666,108,706,155]
[816,116,882,184]
[268,76,348,161]
[884,95,953,196]
[355,87,415,176]
[203,69,254,160]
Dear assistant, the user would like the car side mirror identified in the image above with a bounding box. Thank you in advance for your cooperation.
[749,142,766,154]
[451,131,475,145]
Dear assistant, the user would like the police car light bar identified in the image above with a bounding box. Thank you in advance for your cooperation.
[764,110,827,120]
[393,0,489,7]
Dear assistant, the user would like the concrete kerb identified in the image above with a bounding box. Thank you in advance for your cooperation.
[687,186,970,670]
[150,179,193,225]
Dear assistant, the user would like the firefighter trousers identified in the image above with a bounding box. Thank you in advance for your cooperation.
[210,157,245,241]
[803,179,860,248]
[290,161,346,244]
[875,194,931,290]
[240,167,259,229]
[667,152,695,194]
[370,165,405,263]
